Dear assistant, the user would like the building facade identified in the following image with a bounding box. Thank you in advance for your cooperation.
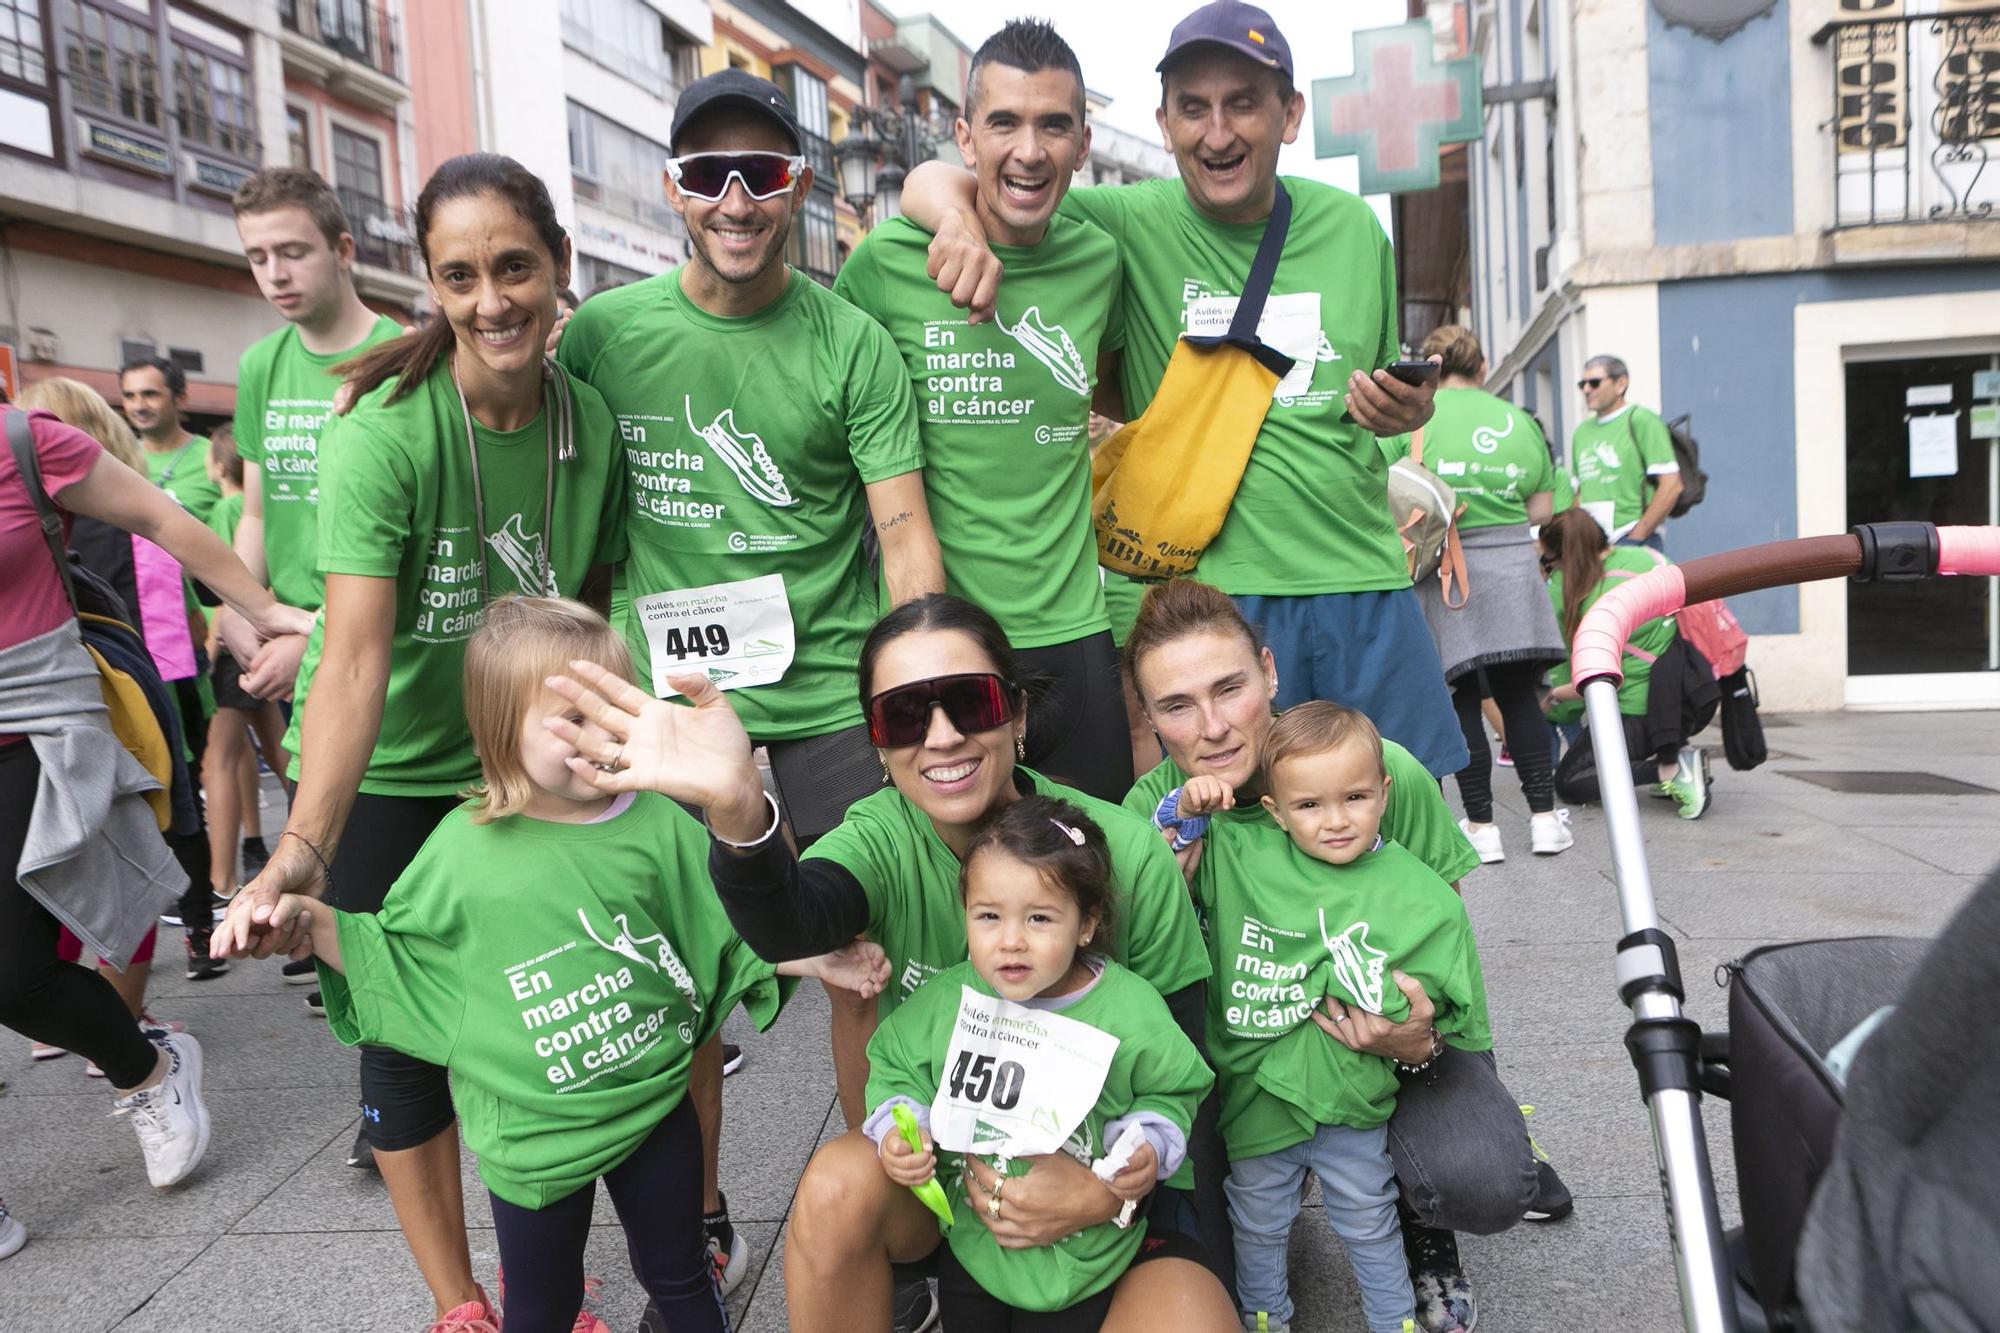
[1441,0,2000,710]
[0,0,427,422]
[704,0,865,285]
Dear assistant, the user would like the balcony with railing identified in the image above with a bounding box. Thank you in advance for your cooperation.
[278,0,404,109]
[337,186,421,278]
[1815,6,2000,229]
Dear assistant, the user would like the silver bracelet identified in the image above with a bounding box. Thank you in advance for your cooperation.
[707,789,782,848]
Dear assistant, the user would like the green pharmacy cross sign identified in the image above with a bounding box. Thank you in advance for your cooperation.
[1313,21,1482,195]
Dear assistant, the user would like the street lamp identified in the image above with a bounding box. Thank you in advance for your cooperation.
[834,119,881,217]
[872,164,906,223]
[835,73,947,224]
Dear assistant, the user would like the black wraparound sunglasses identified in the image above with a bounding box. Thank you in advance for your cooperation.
[866,673,1021,748]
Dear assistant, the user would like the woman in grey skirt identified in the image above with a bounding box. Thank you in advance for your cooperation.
[1397,326,1571,860]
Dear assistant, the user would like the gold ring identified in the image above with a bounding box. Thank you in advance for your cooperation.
[992,1176,1005,1202]
[988,1194,1001,1219]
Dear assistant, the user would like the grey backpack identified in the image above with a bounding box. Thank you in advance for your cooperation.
[1388,427,1468,607]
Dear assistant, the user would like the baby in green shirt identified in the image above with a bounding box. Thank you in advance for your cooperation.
[1178,703,1487,1333]
[864,796,1214,1327]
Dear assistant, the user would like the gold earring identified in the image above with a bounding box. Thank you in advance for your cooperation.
[879,756,891,785]
[1015,733,1027,761]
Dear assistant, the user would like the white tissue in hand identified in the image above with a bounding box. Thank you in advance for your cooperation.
[1092,1123,1146,1182]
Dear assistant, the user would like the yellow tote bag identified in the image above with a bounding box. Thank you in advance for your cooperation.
[1093,182,1295,579]
[80,632,174,830]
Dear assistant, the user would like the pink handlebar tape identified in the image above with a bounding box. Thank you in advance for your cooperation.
[1938,526,2000,579]
[1570,564,1689,689]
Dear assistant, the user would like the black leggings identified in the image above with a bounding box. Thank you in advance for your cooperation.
[334,790,461,1151]
[0,741,159,1087]
[1016,630,1133,803]
[489,1096,726,1333]
[1450,662,1555,822]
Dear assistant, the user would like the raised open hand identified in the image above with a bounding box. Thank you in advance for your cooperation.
[543,662,768,838]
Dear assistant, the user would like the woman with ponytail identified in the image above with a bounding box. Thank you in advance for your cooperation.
[217,153,627,1331]
[1539,508,1718,818]
[1389,326,1570,864]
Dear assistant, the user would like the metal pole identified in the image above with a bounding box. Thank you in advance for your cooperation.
[1583,679,1741,1333]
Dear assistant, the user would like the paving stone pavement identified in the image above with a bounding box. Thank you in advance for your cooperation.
[3,709,1996,1331]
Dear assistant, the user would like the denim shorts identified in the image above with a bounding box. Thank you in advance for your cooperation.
[1232,587,1469,780]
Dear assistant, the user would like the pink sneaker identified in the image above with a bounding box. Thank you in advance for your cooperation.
[424,1289,500,1333]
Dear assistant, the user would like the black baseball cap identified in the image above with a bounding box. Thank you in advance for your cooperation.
[669,69,804,154]
[1156,0,1294,81]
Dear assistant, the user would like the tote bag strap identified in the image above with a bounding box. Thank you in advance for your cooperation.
[1184,180,1295,378]
[6,406,80,611]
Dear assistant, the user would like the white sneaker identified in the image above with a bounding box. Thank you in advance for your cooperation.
[1530,809,1574,855]
[0,1199,24,1260]
[113,1031,210,1187]
[1459,817,1505,863]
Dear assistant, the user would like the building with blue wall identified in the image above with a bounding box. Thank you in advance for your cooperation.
[1443,0,2000,710]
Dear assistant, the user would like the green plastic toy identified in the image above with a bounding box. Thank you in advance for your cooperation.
[891,1103,954,1230]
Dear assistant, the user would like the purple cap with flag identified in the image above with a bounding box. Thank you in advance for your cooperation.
[1156,0,1294,80]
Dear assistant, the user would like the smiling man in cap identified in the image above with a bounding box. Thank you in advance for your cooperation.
[902,5,1574,1331]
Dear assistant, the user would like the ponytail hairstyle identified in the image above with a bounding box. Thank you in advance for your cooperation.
[335,153,569,409]
[960,795,1116,954]
[1540,507,1612,642]
[1417,324,1484,381]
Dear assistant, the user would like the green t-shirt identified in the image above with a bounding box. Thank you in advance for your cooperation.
[1569,404,1678,539]
[1194,821,1490,1159]
[320,792,787,1209]
[143,436,220,523]
[1545,546,1677,721]
[806,767,1210,1020]
[1122,739,1482,887]
[865,959,1212,1310]
[293,361,628,795]
[1399,389,1557,530]
[1061,178,1407,596]
[834,215,1120,649]
[234,317,405,611]
[557,267,924,741]
[205,491,243,548]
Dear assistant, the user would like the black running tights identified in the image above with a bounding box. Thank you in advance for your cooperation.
[0,741,159,1087]
[1451,662,1555,822]
[488,1097,726,1333]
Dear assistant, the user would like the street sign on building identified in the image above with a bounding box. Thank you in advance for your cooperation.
[1313,21,1482,195]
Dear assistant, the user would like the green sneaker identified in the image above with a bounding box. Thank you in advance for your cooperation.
[1658,747,1711,820]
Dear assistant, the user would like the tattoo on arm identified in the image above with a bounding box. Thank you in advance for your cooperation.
[877,510,912,533]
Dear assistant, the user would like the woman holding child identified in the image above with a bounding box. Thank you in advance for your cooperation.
[1122,579,1559,1333]
[565,591,1234,1331]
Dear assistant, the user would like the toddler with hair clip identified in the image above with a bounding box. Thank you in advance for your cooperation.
[863,795,1215,1331]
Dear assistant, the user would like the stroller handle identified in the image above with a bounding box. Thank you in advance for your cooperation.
[1572,523,2000,688]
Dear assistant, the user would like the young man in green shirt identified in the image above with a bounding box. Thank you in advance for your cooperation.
[1570,353,1682,549]
[835,20,1131,803]
[903,1,1467,791]
[558,71,943,846]
[225,168,406,708]
[222,168,405,1033]
[122,356,219,523]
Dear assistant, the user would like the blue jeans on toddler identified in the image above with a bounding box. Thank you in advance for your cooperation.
[1225,1122,1414,1333]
